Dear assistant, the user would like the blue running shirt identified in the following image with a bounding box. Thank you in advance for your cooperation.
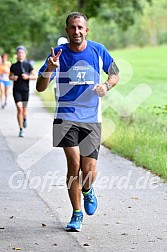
[38,40,113,123]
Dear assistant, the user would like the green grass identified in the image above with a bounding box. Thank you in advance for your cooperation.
[35,45,167,179]
[102,111,167,178]
[102,45,167,179]
[37,83,55,114]
[34,60,55,113]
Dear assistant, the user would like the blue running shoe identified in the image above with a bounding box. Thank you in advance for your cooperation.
[18,129,24,137]
[23,118,27,128]
[65,211,83,232]
[83,187,97,215]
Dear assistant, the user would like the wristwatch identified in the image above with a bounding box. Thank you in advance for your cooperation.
[104,81,112,91]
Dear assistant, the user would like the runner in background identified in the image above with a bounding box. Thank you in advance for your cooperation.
[0,55,3,108]
[0,53,12,108]
[9,46,37,137]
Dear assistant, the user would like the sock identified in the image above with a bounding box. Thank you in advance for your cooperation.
[73,209,82,214]
[82,187,90,194]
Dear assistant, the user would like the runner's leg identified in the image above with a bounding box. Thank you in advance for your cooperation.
[64,146,81,211]
[0,82,5,108]
[80,156,97,190]
[16,101,23,129]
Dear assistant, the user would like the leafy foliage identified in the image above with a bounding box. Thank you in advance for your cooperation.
[88,0,167,50]
[98,0,151,30]
[0,0,152,58]
[0,0,55,55]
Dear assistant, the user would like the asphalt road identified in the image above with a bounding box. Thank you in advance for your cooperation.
[0,84,167,252]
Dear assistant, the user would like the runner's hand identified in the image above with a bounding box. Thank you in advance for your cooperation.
[47,47,62,71]
[92,84,107,97]
[13,75,18,81]
[22,73,29,80]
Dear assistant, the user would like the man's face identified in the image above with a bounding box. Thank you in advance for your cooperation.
[17,49,26,61]
[66,16,89,45]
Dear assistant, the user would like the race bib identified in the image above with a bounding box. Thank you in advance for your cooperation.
[68,60,95,85]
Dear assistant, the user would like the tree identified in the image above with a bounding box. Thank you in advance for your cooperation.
[0,0,54,55]
[77,0,152,29]
[0,0,152,58]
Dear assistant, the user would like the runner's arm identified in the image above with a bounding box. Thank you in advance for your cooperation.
[36,68,53,92]
[36,48,62,92]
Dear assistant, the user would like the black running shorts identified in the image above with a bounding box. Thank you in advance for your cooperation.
[13,90,29,106]
[53,119,101,160]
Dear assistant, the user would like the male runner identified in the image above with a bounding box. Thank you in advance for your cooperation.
[36,12,119,231]
[10,46,36,137]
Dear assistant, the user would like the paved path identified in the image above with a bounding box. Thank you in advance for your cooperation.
[0,85,167,251]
